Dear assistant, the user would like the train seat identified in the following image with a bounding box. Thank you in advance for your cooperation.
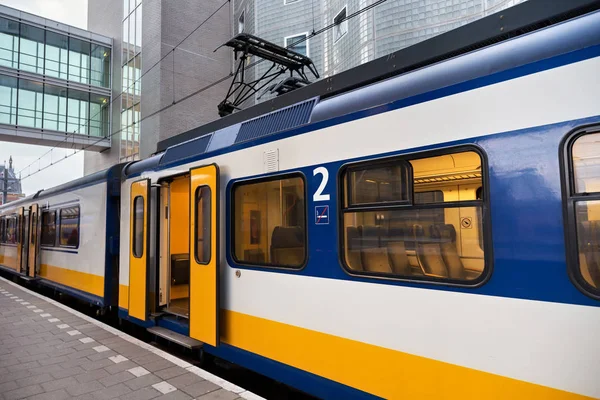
[413,224,449,278]
[385,222,410,274]
[346,226,363,271]
[271,226,305,267]
[434,224,466,280]
[579,221,600,288]
[358,225,392,273]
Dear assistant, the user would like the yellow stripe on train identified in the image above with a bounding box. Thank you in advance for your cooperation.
[221,310,593,400]
[39,264,104,298]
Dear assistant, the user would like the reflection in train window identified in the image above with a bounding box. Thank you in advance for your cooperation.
[569,132,600,294]
[194,186,211,264]
[133,196,144,258]
[341,150,487,284]
[59,206,79,247]
[232,174,306,268]
[5,216,17,244]
[345,162,409,207]
[41,211,56,246]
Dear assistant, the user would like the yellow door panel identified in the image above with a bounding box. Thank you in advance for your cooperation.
[189,164,219,346]
[28,204,39,278]
[129,179,150,321]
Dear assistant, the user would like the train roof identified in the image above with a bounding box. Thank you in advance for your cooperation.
[154,0,600,160]
[0,163,125,211]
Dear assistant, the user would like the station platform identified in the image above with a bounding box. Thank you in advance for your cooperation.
[0,277,263,400]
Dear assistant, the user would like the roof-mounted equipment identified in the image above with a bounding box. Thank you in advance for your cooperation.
[216,33,319,117]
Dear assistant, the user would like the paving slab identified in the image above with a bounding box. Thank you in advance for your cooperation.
[0,277,263,400]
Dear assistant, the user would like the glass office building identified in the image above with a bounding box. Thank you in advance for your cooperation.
[120,0,142,161]
[0,7,112,142]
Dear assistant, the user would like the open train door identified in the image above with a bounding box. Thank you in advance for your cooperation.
[27,204,40,278]
[189,164,219,346]
[129,179,150,321]
[15,207,24,273]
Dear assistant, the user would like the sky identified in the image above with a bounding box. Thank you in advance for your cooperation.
[0,0,88,196]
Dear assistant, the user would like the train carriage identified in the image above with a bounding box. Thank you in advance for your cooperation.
[0,164,123,308]
[116,5,600,400]
[1,1,599,399]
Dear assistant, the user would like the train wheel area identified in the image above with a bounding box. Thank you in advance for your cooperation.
[0,276,263,400]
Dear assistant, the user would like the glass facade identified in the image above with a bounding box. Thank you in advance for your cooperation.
[0,16,111,88]
[0,75,109,136]
[0,14,111,139]
[121,0,142,161]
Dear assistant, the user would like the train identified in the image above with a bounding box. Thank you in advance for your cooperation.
[1,2,599,399]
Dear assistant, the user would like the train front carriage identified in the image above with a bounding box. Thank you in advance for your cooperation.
[0,164,124,309]
[117,4,600,399]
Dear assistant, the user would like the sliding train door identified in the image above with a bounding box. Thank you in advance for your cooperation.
[27,204,40,278]
[189,164,219,346]
[129,179,150,321]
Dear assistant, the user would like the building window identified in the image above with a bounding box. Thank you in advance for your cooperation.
[0,17,19,69]
[284,33,309,57]
[238,11,245,34]
[17,79,43,129]
[341,149,487,284]
[19,24,44,74]
[133,196,144,258]
[333,6,348,43]
[59,206,79,247]
[41,210,56,247]
[45,31,69,80]
[195,186,211,264]
[232,174,306,268]
[563,129,600,297]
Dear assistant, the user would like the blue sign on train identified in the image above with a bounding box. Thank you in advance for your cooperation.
[315,205,329,225]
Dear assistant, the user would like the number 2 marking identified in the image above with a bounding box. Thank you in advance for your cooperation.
[313,167,330,201]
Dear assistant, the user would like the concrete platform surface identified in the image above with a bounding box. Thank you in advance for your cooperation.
[0,277,264,400]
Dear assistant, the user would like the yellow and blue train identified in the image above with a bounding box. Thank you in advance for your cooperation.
[1,2,599,398]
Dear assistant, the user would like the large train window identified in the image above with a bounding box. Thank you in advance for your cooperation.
[41,210,57,246]
[232,174,306,269]
[341,149,488,284]
[5,216,18,244]
[564,130,600,297]
[59,206,79,247]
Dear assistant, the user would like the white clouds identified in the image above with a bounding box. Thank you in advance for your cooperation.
[0,0,88,196]
[0,0,88,29]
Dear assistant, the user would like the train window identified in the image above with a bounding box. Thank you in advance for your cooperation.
[194,186,211,264]
[565,130,600,296]
[232,174,306,268]
[344,162,409,207]
[41,211,57,247]
[59,206,79,247]
[6,216,17,244]
[133,196,144,258]
[0,217,5,242]
[341,149,487,284]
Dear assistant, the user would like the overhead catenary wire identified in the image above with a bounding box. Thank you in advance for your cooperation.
[20,0,389,181]
[18,0,231,178]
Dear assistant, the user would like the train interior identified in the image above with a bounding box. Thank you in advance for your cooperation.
[573,133,600,289]
[159,174,191,318]
[232,176,306,268]
[343,151,485,280]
